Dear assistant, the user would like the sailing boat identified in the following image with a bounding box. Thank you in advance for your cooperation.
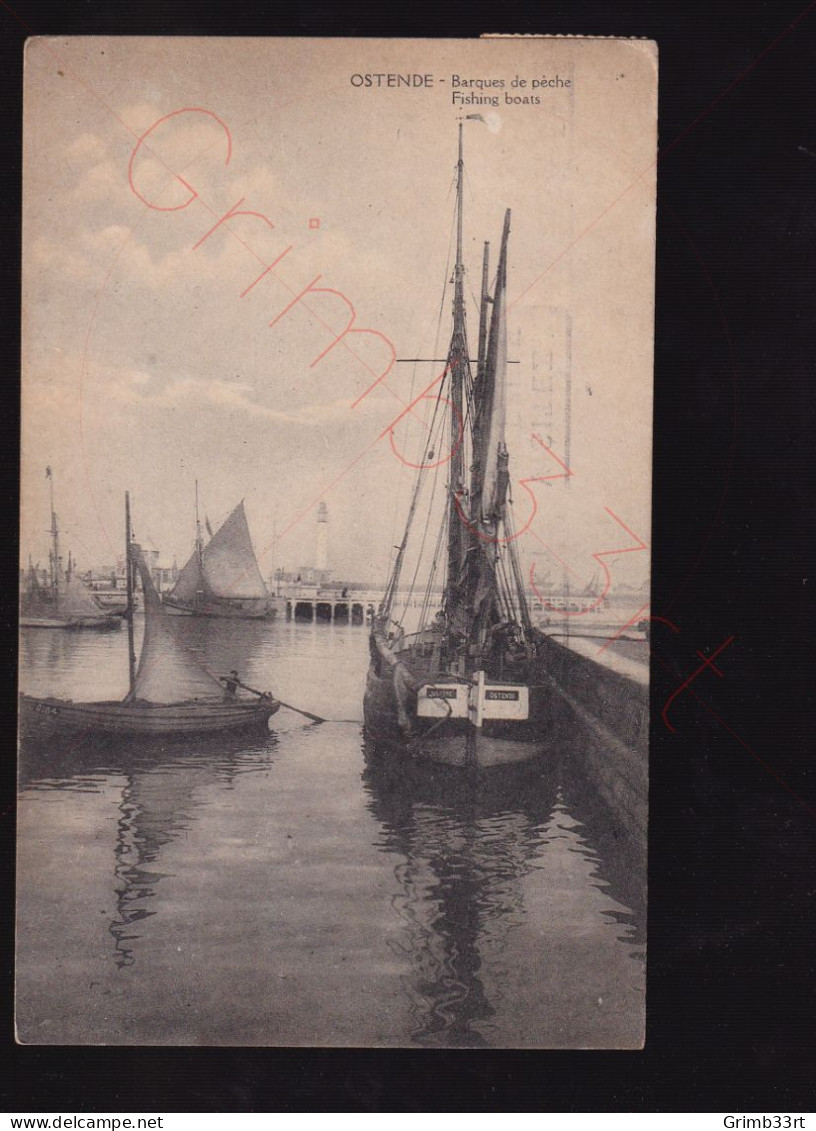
[163,484,272,619]
[20,469,121,631]
[20,493,280,742]
[364,126,548,770]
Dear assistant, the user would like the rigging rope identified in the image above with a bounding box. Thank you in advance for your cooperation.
[383,188,458,593]
[396,403,448,628]
[418,503,448,635]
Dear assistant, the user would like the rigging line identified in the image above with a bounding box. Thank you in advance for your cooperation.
[382,452,427,620]
[384,176,457,590]
[418,503,448,634]
[397,409,447,626]
[407,191,458,440]
[383,356,450,610]
[387,202,458,577]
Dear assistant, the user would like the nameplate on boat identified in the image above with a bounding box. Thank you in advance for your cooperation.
[480,685,529,720]
[417,684,468,718]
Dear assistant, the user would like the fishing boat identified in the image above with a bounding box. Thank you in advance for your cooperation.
[364,125,549,770]
[163,484,273,619]
[20,494,280,743]
[20,469,121,631]
[364,126,648,844]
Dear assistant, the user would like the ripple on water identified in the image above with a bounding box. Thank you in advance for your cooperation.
[17,619,645,1047]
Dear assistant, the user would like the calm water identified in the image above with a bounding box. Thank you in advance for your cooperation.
[17,618,645,1047]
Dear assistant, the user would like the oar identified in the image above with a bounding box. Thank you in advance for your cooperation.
[220,676,326,724]
[275,698,327,725]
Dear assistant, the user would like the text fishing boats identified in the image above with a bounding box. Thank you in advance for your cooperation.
[20,467,121,632]
[20,493,280,743]
[163,483,273,619]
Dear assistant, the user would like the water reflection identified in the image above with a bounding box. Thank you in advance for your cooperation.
[362,747,551,1046]
[362,742,644,1047]
[21,730,279,971]
[18,619,645,1047]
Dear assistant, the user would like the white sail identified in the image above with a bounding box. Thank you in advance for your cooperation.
[129,547,226,704]
[169,544,205,605]
[201,501,268,600]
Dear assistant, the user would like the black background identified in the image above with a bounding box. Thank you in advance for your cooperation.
[1,0,814,1113]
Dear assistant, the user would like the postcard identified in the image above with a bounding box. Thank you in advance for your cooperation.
[18,35,656,1047]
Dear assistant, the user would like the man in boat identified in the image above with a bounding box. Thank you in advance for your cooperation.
[220,670,275,707]
[222,670,241,697]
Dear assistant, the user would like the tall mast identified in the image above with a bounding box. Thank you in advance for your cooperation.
[195,479,203,561]
[446,124,468,610]
[125,492,137,697]
[476,241,490,386]
[47,468,60,606]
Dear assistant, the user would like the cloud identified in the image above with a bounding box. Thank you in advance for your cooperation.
[107,369,322,426]
[73,158,124,203]
[65,132,108,163]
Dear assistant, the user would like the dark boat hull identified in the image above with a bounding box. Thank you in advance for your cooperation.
[364,628,648,843]
[19,615,122,631]
[162,595,273,619]
[19,693,279,743]
[363,653,549,770]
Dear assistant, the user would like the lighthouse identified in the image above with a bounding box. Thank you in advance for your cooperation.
[316,502,329,575]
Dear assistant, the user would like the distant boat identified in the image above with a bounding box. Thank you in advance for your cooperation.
[163,484,273,619]
[20,493,280,743]
[87,585,132,616]
[20,469,121,631]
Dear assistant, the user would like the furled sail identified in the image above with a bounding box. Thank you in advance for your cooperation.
[201,501,268,600]
[477,209,510,524]
[129,546,226,704]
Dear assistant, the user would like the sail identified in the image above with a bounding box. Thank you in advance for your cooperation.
[129,546,226,704]
[21,564,46,615]
[169,544,205,605]
[201,501,268,600]
[478,209,510,522]
[59,569,108,618]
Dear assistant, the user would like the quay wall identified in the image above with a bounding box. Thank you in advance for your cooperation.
[538,633,649,847]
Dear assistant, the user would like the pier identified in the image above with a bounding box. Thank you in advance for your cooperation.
[286,595,374,624]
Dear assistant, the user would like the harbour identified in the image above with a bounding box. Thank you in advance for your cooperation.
[17,616,645,1048]
[18,38,656,1051]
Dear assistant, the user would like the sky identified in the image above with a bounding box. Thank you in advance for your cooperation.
[21,36,656,591]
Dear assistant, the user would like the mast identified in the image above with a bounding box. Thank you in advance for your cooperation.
[125,492,137,697]
[47,467,60,608]
[445,124,469,614]
[476,242,490,389]
[195,479,203,562]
